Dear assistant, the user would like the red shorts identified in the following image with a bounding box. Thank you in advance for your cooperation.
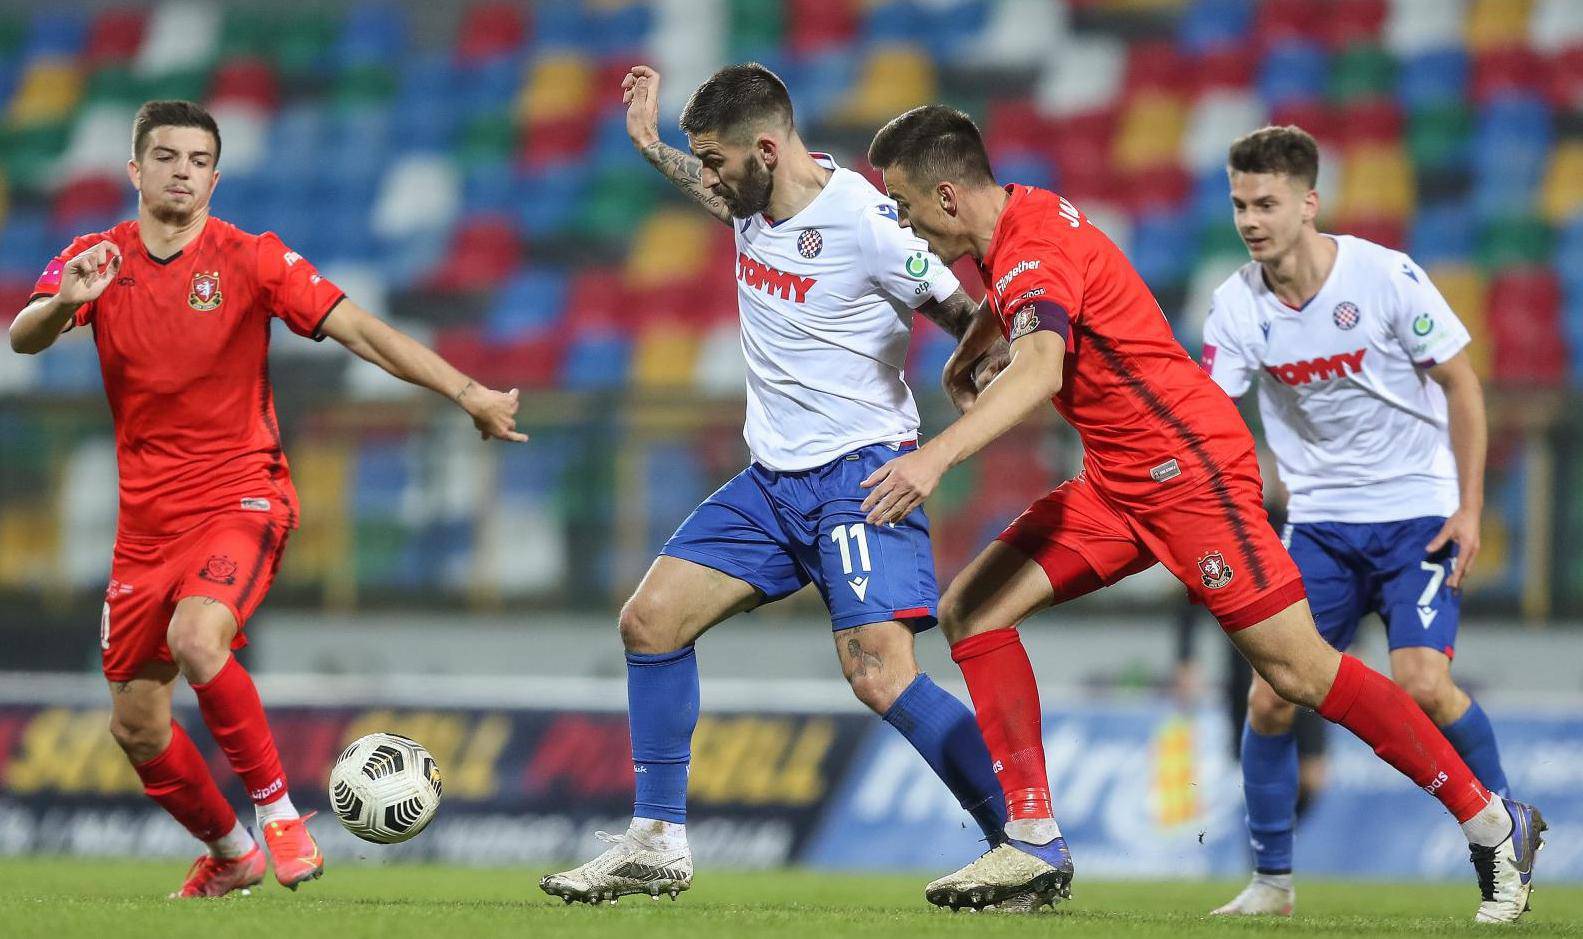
[100,513,289,681]
[999,460,1305,632]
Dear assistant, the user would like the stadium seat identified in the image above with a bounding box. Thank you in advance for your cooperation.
[1398,49,1470,109]
[1123,41,1189,96]
[1487,267,1565,387]
[457,2,527,63]
[1176,0,1255,54]
[1252,0,1324,50]
[83,8,146,66]
[1194,48,1256,93]
[1479,216,1553,269]
[1550,44,1583,110]
[1540,141,1583,223]
[1407,101,1472,172]
[1466,0,1534,53]
[519,114,595,168]
[1336,98,1404,146]
[1426,264,1490,376]
[519,53,595,126]
[694,322,747,394]
[21,10,87,60]
[518,161,588,240]
[372,153,461,242]
[625,208,716,288]
[787,0,858,56]
[6,60,82,127]
[1182,90,1267,172]
[1323,0,1388,49]
[1410,202,1477,266]
[1034,36,1126,116]
[429,215,522,294]
[1472,47,1548,104]
[994,151,1056,191]
[1131,210,1199,289]
[1113,92,1188,172]
[1337,144,1416,221]
[337,2,408,67]
[1384,0,1469,56]
[135,1,222,76]
[484,268,569,343]
[633,325,702,390]
[1329,44,1396,103]
[963,0,1069,69]
[832,46,936,128]
[560,333,633,391]
[209,57,279,111]
[1257,41,1330,107]
[1530,0,1583,53]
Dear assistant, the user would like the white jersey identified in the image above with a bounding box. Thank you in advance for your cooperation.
[1201,235,1470,524]
[732,155,960,471]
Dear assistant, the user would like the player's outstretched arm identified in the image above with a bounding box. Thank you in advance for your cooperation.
[9,242,121,354]
[1427,350,1486,588]
[318,301,528,443]
[623,65,733,225]
[861,329,1065,525]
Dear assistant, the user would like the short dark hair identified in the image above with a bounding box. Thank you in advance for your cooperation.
[679,63,794,141]
[1227,125,1318,188]
[132,100,221,163]
[867,105,996,187]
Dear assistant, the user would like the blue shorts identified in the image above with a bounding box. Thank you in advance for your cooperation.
[1283,516,1460,657]
[661,442,939,632]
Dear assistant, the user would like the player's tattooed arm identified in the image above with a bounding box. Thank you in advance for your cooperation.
[639,140,734,225]
[915,288,979,339]
[941,297,1011,413]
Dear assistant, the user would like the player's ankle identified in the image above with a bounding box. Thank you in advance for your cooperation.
[630,816,688,851]
[256,792,300,826]
[1461,795,1513,847]
[208,819,256,859]
[1004,817,1062,845]
[1254,871,1293,891]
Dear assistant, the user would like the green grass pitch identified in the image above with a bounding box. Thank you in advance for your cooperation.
[2,858,1580,938]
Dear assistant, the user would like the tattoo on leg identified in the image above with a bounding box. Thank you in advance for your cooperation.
[846,635,884,679]
[115,681,132,694]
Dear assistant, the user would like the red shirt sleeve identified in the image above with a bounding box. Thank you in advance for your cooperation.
[31,234,110,329]
[256,232,346,340]
[994,237,1085,343]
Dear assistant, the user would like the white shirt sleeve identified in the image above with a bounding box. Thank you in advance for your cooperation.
[1388,255,1471,367]
[1200,293,1257,398]
[856,203,960,309]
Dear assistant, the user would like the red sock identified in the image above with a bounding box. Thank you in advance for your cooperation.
[133,721,237,843]
[191,655,288,805]
[951,627,1051,819]
[1319,654,1490,822]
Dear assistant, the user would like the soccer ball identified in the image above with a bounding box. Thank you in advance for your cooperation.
[328,732,443,844]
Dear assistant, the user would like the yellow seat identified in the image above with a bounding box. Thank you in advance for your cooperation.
[6,59,83,127]
[282,443,352,588]
[633,326,702,390]
[517,53,595,126]
[832,45,936,127]
[1539,141,1583,223]
[0,505,59,586]
[625,208,716,287]
[1466,0,1533,51]
[1112,92,1188,171]
[1335,144,1416,221]
[1427,264,1489,379]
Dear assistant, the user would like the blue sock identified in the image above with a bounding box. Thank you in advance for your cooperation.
[1241,722,1298,875]
[626,646,699,824]
[1440,698,1510,799]
[883,674,1006,841]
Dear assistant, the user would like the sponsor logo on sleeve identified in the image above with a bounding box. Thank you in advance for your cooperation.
[283,251,302,266]
[1412,313,1434,336]
[993,259,1040,295]
[903,251,931,280]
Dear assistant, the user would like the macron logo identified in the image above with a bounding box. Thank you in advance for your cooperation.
[848,577,869,602]
[1265,349,1366,386]
[994,259,1040,295]
[738,253,816,303]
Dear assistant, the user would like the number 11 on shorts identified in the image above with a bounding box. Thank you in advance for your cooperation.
[831,523,873,602]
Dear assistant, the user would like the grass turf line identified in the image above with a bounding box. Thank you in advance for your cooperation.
[1,858,1580,938]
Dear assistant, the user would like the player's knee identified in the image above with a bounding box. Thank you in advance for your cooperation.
[617,597,678,654]
[1259,660,1327,710]
[108,711,169,762]
[1395,668,1455,721]
[1247,685,1297,733]
[844,668,901,713]
[936,589,977,645]
[165,616,229,676]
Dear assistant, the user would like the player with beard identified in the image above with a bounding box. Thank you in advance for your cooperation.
[9,100,526,897]
[540,64,1015,905]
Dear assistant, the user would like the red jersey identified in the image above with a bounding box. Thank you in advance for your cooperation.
[977,185,1253,502]
[31,217,346,537]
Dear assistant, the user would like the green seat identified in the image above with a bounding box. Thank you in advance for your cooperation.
[729,0,783,59]
[84,66,143,107]
[1,121,70,192]
[0,14,25,56]
[458,113,516,166]
[336,65,396,106]
[1329,44,1396,104]
[353,520,408,586]
[574,166,658,247]
[1197,220,1247,260]
[1478,216,1552,268]
[139,68,210,104]
[1407,103,1471,172]
[219,9,274,58]
[273,12,336,79]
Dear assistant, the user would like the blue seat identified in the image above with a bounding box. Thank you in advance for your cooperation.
[463,160,519,215]
[924,0,989,60]
[1398,49,1468,110]
[865,1,935,46]
[458,58,521,118]
[35,341,100,393]
[0,209,51,278]
[906,327,956,391]
[788,49,855,127]
[534,3,593,51]
[485,269,569,342]
[499,435,570,499]
[645,443,706,550]
[1558,217,1583,296]
[560,334,633,391]
[1471,98,1553,217]
[1131,211,1198,288]
[1177,0,1254,53]
[338,2,407,66]
[1409,202,1476,267]
[1566,294,1583,388]
[519,161,588,238]
[353,442,410,518]
[1257,41,1329,108]
[1191,169,1233,225]
[591,2,652,58]
[993,151,1056,192]
[23,10,87,59]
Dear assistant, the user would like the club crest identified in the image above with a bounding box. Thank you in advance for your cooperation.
[797,228,823,259]
[1332,301,1360,330]
[189,271,223,311]
[1197,551,1233,590]
[198,554,238,586]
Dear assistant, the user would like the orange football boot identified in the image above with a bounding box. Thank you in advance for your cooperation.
[262,811,325,889]
[169,847,267,898]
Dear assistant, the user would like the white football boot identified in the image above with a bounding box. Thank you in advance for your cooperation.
[1210,876,1295,917]
[1471,798,1547,924]
[540,824,692,905]
[925,835,1073,912]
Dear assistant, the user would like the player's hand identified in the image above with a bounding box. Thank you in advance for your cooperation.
[622,65,662,149]
[462,385,529,443]
[860,446,949,526]
[58,241,122,306]
[1427,506,1480,590]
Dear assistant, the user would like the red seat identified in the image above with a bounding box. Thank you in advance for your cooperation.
[1487,268,1564,387]
[425,215,521,293]
[518,115,594,169]
[986,100,1051,155]
[1330,216,1405,251]
[1472,47,1549,104]
[85,8,146,65]
[1252,0,1323,51]
[1547,45,1583,110]
[1194,49,1256,94]
[1334,98,1402,147]
[565,270,629,335]
[1124,41,1189,96]
[1044,108,1117,181]
[1268,102,1339,147]
[457,2,527,63]
[788,0,857,56]
[434,327,491,376]
[1119,165,1191,215]
[52,175,124,231]
[209,58,279,111]
[1321,0,1386,49]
